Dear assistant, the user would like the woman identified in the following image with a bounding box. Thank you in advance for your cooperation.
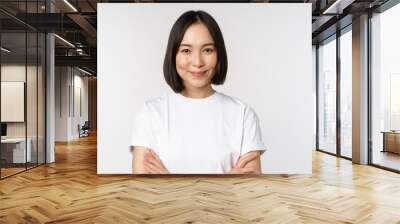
[131,10,267,174]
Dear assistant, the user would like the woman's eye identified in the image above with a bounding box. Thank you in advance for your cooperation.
[180,49,190,54]
[203,48,214,54]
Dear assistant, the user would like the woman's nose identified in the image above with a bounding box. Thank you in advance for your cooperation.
[191,52,204,68]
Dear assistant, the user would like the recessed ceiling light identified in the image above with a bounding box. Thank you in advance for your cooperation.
[78,67,93,76]
[322,0,354,15]
[1,47,11,53]
[54,34,75,48]
[63,0,78,12]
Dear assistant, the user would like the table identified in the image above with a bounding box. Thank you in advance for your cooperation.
[1,138,32,163]
[381,131,400,154]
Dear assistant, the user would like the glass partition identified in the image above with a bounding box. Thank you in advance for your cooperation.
[0,1,46,179]
[318,36,337,155]
[38,32,45,165]
[1,31,28,177]
[27,31,38,169]
[26,0,44,170]
[339,28,352,158]
[371,3,400,171]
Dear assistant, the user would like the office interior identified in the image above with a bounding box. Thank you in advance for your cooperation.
[0,0,97,179]
[0,0,399,222]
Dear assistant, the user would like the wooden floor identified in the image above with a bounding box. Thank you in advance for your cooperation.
[1,135,400,223]
[1,163,45,178]
[0,167,26,178]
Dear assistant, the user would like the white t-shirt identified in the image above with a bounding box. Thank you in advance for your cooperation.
[131,91,267,174]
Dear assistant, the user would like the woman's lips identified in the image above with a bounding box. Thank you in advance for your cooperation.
[190,71,207,78]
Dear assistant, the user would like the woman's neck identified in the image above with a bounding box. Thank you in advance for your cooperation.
[181,86,215,99]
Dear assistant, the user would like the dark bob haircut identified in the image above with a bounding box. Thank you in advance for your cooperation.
[163,10,228,93]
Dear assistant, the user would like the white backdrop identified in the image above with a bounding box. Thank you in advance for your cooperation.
[98,3,313,174]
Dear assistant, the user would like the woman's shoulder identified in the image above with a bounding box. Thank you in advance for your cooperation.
[216,92,249,109]
[217,92,258,118]
[142,93,170,111]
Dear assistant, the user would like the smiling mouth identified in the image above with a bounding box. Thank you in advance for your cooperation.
[190,71,207,78]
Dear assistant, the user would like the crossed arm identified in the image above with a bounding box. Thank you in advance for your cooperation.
[131,146,263,174]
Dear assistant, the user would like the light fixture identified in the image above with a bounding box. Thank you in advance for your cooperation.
[63,0,78,12]
[76,48,85,55]
[1,47,11,53]
[78,67,93,76]
[54,34,75,48]
[322,0,354,15]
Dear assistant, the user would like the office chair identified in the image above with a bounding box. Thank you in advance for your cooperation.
[79,121,90,138]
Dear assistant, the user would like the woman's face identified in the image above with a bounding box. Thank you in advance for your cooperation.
[175,22,217,91]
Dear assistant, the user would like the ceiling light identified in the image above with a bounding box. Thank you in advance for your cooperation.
[1,47,11,53]
[323,0,341,14]
[54,34,75,48]
[322,0,352,14]
[63,0,78,12]
[78,67,93,76]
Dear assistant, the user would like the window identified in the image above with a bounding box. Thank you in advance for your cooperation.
[371,2,400,171]
[339,29,352,158]
[318,36,337,155]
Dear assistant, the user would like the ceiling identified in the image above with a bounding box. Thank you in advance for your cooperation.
[0,0,393,75]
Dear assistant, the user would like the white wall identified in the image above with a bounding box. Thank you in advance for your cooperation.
[55,67,69,141]
[55,67,89,141]
[98,3,313,174]
[312,45,317,150]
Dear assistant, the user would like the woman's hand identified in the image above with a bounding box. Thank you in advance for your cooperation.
[132,147,169,174]
[227,151,262,174]
[144,149,169,174]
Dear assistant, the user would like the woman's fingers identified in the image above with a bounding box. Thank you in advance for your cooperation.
[145,155,164,171]
[144,157,168,174]
[228,167,260,174]
[240,167,260,174]
[235,151,260,169]
[144,150,169,174]
[149,150,164,165]
[150,150,169,172]
[146,156,167,173]
[144,160,165,174]
[149,151,168,168]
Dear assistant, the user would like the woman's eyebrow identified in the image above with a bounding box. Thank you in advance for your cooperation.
[179,43,215,47]
[202,43,215,47]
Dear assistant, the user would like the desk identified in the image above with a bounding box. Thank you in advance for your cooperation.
[1,138,31,163]
[381,131,400,154]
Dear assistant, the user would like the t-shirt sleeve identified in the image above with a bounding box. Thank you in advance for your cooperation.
[131,103,156,151]
[240,106,267,156]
